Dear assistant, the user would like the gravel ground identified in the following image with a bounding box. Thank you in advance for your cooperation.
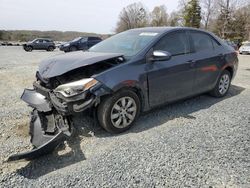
[0,46,249,187]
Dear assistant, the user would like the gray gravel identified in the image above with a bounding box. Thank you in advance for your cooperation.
[0,46,249,187]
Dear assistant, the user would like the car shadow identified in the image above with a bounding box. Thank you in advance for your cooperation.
[15,84,245,179]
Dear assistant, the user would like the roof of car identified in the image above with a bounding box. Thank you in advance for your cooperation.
[36,38,53,40]
[130,27,207,34]
[80,36,101,38]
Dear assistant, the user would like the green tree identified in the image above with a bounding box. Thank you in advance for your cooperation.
[183,0,201,28]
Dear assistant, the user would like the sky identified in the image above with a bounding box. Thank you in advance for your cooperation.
[0,0,179,34]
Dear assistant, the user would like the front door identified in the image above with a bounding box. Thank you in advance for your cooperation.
[147,31,196,107]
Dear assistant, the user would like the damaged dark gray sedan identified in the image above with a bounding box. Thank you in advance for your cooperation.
[9,27,238,161]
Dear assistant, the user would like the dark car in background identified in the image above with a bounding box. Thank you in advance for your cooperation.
[59,36,102,52]
[10,27,238,161]
[23,38,56,52]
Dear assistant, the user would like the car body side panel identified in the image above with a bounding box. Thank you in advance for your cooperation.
[94,58,150,111]
[191,49,224,93]
[146,54,196,107]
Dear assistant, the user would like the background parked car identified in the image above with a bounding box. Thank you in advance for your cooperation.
[239,42,250,54]
[23,38,56,52]
[59,36,102,52]
[1,41,13,46]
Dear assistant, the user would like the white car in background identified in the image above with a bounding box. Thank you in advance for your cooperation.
[239,42,250,54]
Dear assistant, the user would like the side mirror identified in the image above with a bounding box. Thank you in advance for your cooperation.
[150,50,172,62]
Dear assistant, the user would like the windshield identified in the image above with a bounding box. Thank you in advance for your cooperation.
[89,30,159,56]
[72,37,82,42]
[30,39,38,43]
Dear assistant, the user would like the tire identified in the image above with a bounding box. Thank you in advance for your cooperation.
[47,46,54,51]
[210,70,231,97]
[24,46,33,52]
[97,89,141,134]
[69,46,77,52]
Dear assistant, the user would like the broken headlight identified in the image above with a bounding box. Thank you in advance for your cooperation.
[54,78,98,97]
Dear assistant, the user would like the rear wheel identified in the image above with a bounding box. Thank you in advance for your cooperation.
[97,90,141,133]
[210,70,231,97]
[47,46,54,51]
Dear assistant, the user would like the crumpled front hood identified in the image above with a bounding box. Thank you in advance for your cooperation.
[38,51,123,79]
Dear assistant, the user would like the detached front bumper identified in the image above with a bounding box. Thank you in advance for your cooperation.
[8,89,71,161]
[8,82,109,161]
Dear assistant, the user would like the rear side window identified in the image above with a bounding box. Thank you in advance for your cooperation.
[154,31,190,56]
[190,31,220,52]
[89,37,101,41]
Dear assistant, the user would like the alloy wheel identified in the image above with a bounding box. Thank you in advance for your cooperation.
[219,74,230,95]
[110,96,137,128]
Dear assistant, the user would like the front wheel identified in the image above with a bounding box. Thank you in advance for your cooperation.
[210,70,231,97]
[97,90,141,133]
[24,46,33,52]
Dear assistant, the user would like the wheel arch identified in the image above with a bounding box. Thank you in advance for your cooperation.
[97,85,145,112]
[224,66,234,78]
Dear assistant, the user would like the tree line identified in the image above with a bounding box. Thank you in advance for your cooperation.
[115,0,250,42]
[0,30,108,42]
[0,0,249,42]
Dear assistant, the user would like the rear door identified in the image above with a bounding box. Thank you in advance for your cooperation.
[188,31,223,94]
[42,39,50,49]
[147,30,196,107]
[33,39,43,49]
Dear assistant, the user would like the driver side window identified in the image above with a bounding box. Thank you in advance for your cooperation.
[80,38,87,43]
[154,31,190,56]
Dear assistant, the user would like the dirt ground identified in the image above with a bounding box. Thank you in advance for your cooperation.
[0,46,249,187]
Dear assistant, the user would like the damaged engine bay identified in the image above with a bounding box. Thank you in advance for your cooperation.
[8,52,125,161]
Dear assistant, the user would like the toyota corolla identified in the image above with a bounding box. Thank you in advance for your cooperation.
[9,27,238,161]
